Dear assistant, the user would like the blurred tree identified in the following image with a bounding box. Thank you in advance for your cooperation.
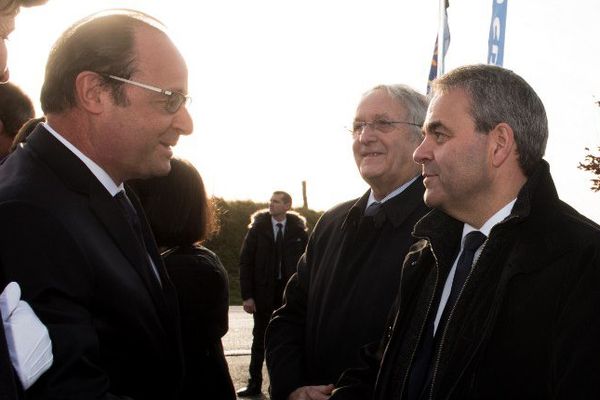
[579,147,600,192]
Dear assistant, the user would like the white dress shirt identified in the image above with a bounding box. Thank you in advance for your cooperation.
[365,175,419,212]
[43,123,161,283]
[433,199,517,335]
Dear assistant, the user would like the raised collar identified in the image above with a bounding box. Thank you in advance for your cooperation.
[413,160,557,250]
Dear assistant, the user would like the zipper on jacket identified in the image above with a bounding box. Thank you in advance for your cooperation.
[396,241,440,399]
[428,235,491,400]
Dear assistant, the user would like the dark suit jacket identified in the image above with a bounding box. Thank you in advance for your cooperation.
[239,211,308,313]
[0,125,183,399]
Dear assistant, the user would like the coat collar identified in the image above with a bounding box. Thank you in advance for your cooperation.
[341,177,427,230]
[412,160,557,259]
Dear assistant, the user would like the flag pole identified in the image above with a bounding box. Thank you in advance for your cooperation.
[437,0,447,77]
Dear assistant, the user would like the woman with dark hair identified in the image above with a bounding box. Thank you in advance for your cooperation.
[129,158,235,400]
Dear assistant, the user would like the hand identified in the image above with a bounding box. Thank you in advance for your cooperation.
[243,298,256,314]
[0,282,53,390]
[288,384,335,400]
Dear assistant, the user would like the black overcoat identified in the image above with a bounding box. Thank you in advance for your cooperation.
[239,211,308,312]
[163,244,236,400]
[265,178,428,400]
[333,161,600,399]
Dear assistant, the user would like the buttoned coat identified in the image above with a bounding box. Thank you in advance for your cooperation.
[239,210,308,313]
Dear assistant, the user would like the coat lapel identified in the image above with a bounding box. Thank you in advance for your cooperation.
[26,126,170,320]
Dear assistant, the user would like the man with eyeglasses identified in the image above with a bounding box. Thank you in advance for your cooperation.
[265,84,429,400]
[0,9,192,399]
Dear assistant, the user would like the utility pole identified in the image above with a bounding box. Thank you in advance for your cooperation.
[302,180,308,210]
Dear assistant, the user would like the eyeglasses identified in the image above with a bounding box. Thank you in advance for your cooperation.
[348,119,422,137]
[105,74,191,114]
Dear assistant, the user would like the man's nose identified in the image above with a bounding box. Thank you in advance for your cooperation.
[174,105,193,136]
[413,136,432,164]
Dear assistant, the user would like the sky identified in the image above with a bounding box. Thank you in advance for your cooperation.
[8,0,600,221]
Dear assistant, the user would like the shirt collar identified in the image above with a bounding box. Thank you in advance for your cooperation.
[272,216,287,229]
[366,175,419,210]
[461,198,517,239]
[42,122,123,196]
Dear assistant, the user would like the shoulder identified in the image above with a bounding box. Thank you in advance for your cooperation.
[321,197,361,222]
[285,211,308,231]
[248,209,271,230]
[549,200,600,249]
[166,245,223,269]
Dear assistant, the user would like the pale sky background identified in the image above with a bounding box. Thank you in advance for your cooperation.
[8,0,600,221]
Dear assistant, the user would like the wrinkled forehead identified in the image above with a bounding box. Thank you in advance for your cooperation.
[356,88,407,118]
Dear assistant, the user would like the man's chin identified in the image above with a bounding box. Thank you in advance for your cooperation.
[423,190,442,209]
[359,167,384,183]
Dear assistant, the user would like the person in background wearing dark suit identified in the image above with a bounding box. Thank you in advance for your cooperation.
[0,9,193,399]
[237,191,308,397]
[0,82,34,159]
[332,64,600,399]
[0,1,52,398]
[130,158,236,400]
[265,84,430,400]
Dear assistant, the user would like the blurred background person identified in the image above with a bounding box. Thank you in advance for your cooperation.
[130,157,236,400]
[0,82,34,159]
[237,191,308,397]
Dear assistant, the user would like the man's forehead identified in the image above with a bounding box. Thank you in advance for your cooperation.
[0,13,16,36]
[356,90,406,118]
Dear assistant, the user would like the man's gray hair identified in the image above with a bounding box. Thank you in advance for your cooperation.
[365,84,429,142]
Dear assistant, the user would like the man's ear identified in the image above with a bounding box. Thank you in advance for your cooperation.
[74,71,110,114]
[489,122,515,168]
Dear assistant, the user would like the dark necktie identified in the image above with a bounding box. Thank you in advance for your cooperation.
[115,190,145,246]
[275,223,284,280]
[364,201,381,217]
[115,190,161,284]
[406,230,486,400]
[442,230,487,324]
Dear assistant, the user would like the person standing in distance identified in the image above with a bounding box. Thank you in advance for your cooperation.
[237,191,308,397]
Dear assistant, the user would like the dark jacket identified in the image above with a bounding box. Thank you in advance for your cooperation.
[239,210,308,312]
[0,126,183,399]
[333,160,600,400]
[163,244,236,400]
[265,179,428,400]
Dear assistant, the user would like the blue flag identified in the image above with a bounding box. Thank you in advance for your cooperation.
[487,0,508,66]
[427,0,450,94]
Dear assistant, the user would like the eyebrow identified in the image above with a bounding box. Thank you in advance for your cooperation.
[424,120,443,132]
